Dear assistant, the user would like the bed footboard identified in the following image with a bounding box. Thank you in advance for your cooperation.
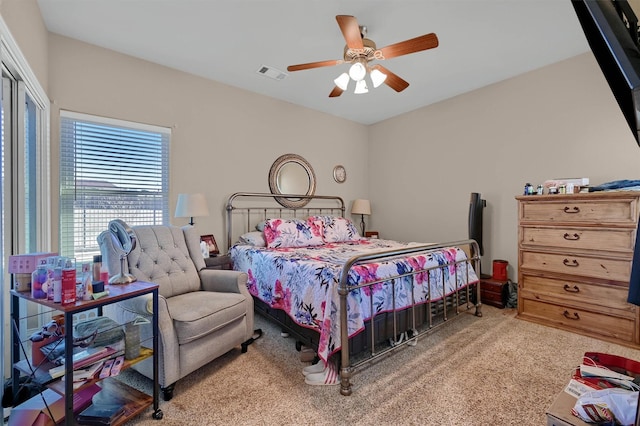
[337,239,482,396]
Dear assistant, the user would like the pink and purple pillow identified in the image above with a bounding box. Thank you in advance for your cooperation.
[263,218,324,248]
[309,216,361,243]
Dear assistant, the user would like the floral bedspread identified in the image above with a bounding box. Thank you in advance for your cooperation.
[230,239,479,362]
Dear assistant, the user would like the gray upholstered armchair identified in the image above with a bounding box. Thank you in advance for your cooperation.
[98,223,257,400]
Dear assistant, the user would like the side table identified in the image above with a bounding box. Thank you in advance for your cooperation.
[480,277,508,309]
[204,254,232,270]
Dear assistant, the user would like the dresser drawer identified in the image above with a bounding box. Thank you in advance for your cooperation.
[520,226,635,253]
[520,199,637,224]
[520,298,635,343]
[521,251,631,282]
[520,274,634,315]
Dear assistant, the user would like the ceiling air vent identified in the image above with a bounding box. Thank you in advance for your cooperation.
[256,65,288,81]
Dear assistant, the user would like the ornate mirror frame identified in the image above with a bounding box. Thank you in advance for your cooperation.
[268,154,316,208]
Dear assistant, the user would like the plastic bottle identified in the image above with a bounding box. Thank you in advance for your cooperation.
[83,271,93,301]
[94,254,109,285]
[93,255,102,282]
[53,259,62,303]
[46,256,58,300]
[100,262,109,285]
[61,258,76,305]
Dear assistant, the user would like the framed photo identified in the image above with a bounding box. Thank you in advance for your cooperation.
[365,231,379,239]
[200,234,219,256]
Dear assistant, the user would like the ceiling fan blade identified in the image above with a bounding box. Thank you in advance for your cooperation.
[373,65,409,92]
[336,15,364,50]
[377,33,439,60]
[287,59,344,72]
[329,86,344,97]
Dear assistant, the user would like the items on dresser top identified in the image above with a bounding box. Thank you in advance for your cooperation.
[516,191,640,347]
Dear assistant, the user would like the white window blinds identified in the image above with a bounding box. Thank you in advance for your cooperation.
[59,111,170,263]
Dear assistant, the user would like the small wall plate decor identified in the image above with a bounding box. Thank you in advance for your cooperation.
[333,165,346,183]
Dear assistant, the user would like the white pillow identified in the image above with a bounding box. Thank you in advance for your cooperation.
[238,231,266,247]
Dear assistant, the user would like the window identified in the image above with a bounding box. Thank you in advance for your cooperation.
[59,111,170,263]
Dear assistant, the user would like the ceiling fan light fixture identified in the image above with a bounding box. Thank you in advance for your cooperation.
[370,69,387,88]
[348,61,367,81]
[334,73,350,91]
[354,79,368,94]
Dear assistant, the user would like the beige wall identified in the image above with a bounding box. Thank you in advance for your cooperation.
[4,2,640,281]
[47,34,369,251]
[0,0,48,91]
[369,52,640,276]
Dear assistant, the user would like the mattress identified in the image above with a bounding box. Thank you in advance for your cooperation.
[230,238,479,362]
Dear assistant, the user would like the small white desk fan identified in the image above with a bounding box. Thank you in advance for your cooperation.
[107,219,137,284]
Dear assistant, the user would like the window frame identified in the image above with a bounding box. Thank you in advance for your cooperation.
[58,110,171,263]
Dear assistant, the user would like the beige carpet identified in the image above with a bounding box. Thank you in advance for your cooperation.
[120,306,640,426]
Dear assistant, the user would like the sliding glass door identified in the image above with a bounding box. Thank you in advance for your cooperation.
[0,24,50,403]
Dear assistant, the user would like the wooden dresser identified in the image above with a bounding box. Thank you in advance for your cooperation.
[516,191,640,347]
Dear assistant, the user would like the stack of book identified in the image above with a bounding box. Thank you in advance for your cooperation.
[49,346,117,378]
[76,403,125,425]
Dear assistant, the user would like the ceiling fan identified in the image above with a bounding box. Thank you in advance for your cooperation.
[287,15,439,97]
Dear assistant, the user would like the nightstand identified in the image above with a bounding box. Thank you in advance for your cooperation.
[204,254,232,270]
[480,277,508,309]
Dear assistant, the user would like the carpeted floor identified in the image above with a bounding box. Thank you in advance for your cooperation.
[119,306,640,425]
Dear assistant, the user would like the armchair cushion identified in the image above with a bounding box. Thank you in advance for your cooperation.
[168,291,247,345]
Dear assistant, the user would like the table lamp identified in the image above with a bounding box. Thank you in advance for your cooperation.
[351,199,371,236]
[175,193,210,226]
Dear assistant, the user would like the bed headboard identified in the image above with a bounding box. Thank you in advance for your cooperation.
[225,192,346,250]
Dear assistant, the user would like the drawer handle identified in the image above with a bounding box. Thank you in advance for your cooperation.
[563,284,580,293]
[563,206,580,214]
[563,233,580,241]
[563,259,579,267]
[563,310,580,320]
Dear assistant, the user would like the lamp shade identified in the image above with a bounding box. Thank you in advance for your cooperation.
[354,79,368,94]
[175,193,210,221]
[370,68,387,88]
[334,72,350,91]
[348,61,367,81]
[351,199,371,215]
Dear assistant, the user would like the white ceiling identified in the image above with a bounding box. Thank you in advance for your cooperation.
[36,0,591,125]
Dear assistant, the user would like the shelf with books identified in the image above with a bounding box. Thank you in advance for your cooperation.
[47,347,153,395]
[9,280,161,425]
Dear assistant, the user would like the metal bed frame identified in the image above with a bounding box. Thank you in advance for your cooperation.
[226,192,482,395]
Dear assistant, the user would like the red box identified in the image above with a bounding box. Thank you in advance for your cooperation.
[8,252,56,274]
[61,268,76,305]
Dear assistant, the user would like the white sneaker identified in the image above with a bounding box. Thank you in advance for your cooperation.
[304,362,339,386]
[302,362,325,376]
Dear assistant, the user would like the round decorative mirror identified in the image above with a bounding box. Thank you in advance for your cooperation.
[268,154,316,208]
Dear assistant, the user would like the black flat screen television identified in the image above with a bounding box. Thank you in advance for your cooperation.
[572,0,640,145]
